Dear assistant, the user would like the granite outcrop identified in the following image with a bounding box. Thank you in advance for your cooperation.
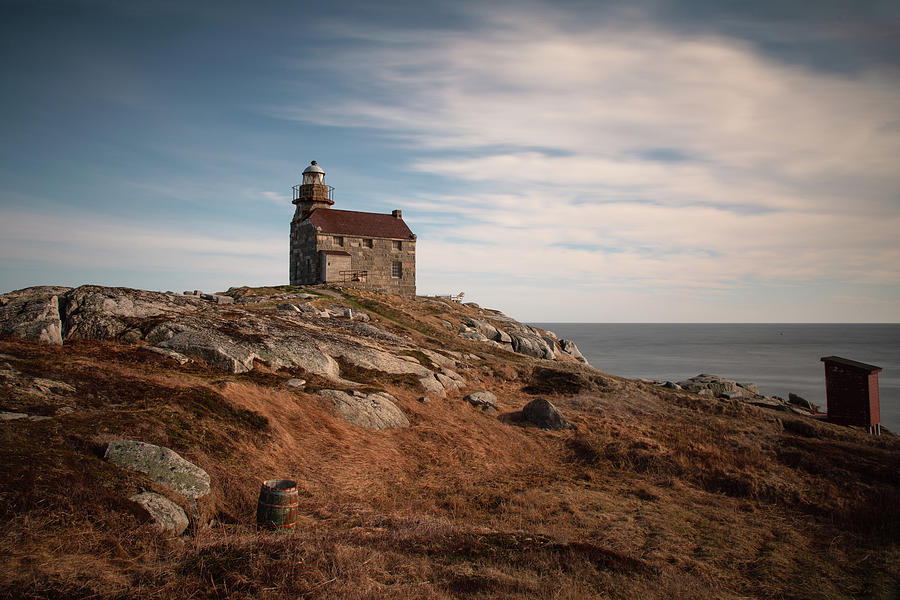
[0,285,588,402]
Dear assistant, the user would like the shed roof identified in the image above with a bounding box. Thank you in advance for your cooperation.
[307,208,414,239]
[820,356,882,373]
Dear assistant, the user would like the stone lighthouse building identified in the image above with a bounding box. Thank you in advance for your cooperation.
[289,161,417,296]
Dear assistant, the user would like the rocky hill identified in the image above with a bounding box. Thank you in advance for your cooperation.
[0,284,898,599]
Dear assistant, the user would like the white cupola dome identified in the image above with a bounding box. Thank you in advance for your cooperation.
[301,160,325,185]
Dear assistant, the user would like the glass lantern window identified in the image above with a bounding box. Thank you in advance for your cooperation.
[302,172,324,185]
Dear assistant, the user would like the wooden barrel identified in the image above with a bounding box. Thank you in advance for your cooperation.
[256,479,298,529]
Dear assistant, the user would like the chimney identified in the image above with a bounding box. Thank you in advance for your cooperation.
[392,209,402,219]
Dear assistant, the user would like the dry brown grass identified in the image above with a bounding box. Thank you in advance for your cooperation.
[2,293,900,600]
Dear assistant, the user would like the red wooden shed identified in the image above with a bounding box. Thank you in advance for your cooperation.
[820,356,882,435]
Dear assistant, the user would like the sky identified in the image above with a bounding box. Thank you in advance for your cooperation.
[1,0,899,322]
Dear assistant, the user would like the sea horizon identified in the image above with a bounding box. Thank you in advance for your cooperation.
[531,322,900,432]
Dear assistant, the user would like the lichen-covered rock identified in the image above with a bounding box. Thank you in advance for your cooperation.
[419,349,457,370]
[435,372,463,391]
[130,491,189,535]
[559,339,588,364]
[0,288,65,346]
[522,398,575,430]
[459,329,489,342]
[463,317,501,340]
[317,389,410,430]
[105,440,210,499]
[160,329,261,373]
[677,374,791,410]
[509,333,555,360]
[739,382,760,395]
[464,391,498,410]
[419,374,447,398]
[677,374,739,397]
[61,285,201,341]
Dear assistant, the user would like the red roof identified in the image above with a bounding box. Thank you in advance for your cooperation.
[307,208,414,239]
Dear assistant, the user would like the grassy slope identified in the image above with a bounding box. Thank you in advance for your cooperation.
[0,288,898,599]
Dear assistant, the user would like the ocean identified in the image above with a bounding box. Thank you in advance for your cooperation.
[531,323,900,432]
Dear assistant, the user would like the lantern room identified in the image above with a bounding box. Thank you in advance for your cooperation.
[302,160,325,185]
[292,160,334,218]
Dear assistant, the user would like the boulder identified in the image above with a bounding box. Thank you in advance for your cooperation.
[678,374,739,397]
[459,329,489,342]
[788,393,814,411]
[0,288,64,346]
[105,440,210,500]
[419,349,457,370]
[201,294,233,304]
[435,372,463,391]
[462,317,501,340]
[559,339,588,364]
[419,374,447,398]
[748,397,788,410]
[440,367,464,382]
[509,333,555,360]
[522,398,575,430]
[130,491,189,536]
[285,378,306,389]
[317,389,410,430]
[738,382,760,395]
[464,391,498,410]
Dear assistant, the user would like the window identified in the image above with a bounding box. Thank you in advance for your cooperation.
[392,240,402,251]
[392,261,402,278]
[334,236,344,246]
[363,238,373,248]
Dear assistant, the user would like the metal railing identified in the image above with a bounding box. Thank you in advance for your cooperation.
[339,270,368,283]
[292,184,335,202]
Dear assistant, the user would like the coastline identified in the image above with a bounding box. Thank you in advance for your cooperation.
[533,322,900,432]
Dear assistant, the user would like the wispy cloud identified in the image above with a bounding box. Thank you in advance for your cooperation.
[272,4,900,320]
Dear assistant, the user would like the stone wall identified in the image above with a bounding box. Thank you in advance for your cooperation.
[316,233,416,296]
[289,219,319,285]
[321,252,351,283]
[290,208,417,295]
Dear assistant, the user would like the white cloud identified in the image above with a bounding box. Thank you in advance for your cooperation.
[275,4,900,320]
